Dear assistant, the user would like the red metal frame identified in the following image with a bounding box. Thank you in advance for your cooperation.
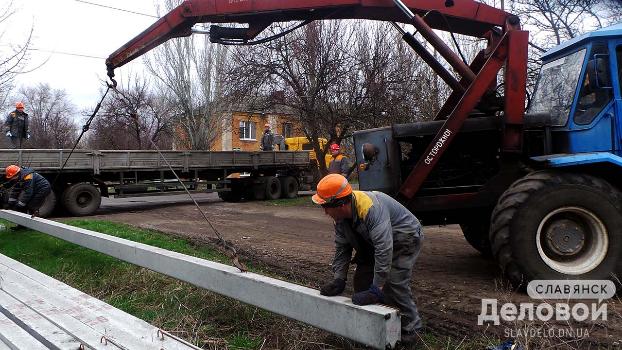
[396,30,528,202]
[106,0,513,72]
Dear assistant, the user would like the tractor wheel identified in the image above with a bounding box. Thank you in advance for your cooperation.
[279,176,299,199]
[264,176,282,200]
[37,191,57,218]
[459,217,492,257]
[62,183,101,216]
[490,171,622,289]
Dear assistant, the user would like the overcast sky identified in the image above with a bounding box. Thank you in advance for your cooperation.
[3,0,161,111]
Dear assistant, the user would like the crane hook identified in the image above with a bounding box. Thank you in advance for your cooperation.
[106,63,118,88]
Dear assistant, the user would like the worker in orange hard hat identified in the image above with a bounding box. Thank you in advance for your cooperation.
[327,143,351,178]
[313,174,424,345]
[260,123,274,151]
[4,164,51,220]
[5,102,30,148]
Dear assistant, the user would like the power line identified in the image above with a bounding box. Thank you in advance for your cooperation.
[29,48,106,60]
[74,0,159,18]
[0,44,106,59]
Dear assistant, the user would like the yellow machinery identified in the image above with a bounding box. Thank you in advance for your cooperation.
[284,137,331,168]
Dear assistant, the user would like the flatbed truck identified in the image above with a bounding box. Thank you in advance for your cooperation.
[0,149,312,217]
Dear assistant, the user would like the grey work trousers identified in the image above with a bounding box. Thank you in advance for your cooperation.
[353,236,423,333]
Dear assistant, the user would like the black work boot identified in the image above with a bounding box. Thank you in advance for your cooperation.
[400,329,424,349]
[9,225,25,231]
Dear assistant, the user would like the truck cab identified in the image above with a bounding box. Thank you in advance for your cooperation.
[525,23,622,159]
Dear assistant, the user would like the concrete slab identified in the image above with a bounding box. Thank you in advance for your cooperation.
[0,253,203,350]
[0,210,401,349]
[0,311,48,350]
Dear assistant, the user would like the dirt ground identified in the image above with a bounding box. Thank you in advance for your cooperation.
[87,194,622,348]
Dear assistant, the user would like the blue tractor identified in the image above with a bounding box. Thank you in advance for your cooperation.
[355,23,622,287]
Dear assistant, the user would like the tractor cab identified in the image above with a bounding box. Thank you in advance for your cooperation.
[525,23,622,158]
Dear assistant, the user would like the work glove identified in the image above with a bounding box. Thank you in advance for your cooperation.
[5,131,11,137]
[320,278,346,296]
[352,285,384,306]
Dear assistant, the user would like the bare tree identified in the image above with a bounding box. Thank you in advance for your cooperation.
[144,0,229,150]
[18,83,78,148]
[226,21,357,173]
[0,1,34,107]
[226,21,442,172]
[87,77,174,150]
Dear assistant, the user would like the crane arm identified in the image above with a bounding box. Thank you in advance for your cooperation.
[106,0,515,76]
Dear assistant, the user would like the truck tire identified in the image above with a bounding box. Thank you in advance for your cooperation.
[37,191,57,218]
[62,183,102,216]
[490,171,622,289]
[218,180,244,202]
[264,176,282,200]
[279,176,299,199]
[459,218,492,257]
[218,189,242,202]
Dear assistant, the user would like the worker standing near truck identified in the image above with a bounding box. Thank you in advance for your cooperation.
[327,143,350,178]
[313,174,424,345]
[5,165,51,217]
[4,102,30,149]
[261,123,274,151]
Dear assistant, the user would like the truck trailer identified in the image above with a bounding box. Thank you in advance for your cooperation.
[0,149,312,217]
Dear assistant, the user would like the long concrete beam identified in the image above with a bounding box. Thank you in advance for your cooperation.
[0,210,401,349]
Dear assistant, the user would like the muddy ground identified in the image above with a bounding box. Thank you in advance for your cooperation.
[86,194,622,348]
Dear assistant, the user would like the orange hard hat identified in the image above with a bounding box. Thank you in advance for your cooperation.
[330,143,340,151]
[312,174,352,205]
[15,102,24,109]
[5,165,20,179]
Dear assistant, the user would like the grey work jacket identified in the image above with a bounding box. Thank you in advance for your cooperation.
[328,154,350,177]
[332,191,422,287]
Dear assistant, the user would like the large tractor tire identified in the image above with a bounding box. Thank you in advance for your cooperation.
[279,176,299,199]
[264,176,282,200]
[37,191,57,218]
[62,183,102,216]
[490,171,622,289]
[459,216,493,257]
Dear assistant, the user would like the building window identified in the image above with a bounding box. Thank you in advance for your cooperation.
[283,123,293,138]
[239,121,256,140]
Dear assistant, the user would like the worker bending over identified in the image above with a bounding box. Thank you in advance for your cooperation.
[313,174,424,344]
[5,165,51,217]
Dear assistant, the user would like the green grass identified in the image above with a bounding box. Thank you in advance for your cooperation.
[0,219,496,349]
[0,220,268,348]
